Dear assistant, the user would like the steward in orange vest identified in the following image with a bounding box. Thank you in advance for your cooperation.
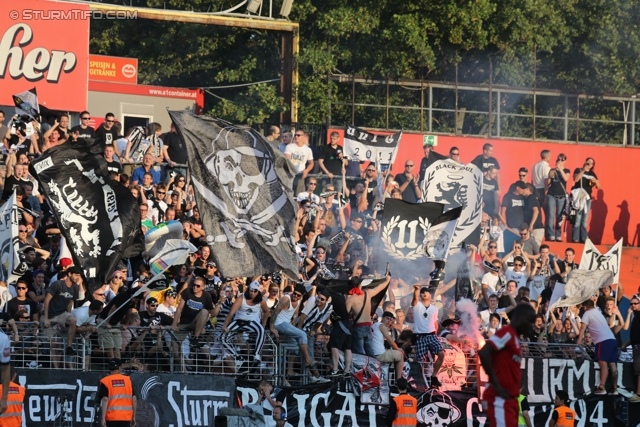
[549,390,576,427]
[99,358,137,427]
[0,367,25,427]
[386,378,418,427]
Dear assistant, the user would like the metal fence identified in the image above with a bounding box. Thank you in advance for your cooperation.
[328,74,640,146]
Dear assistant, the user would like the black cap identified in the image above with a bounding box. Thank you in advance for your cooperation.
[108,358,122,370]
[382,311,396,319]
[146,297,158,305]
[442,318,461,328]
[518,167,528,173]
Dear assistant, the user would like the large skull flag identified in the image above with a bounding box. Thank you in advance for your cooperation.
[169,112,299,279]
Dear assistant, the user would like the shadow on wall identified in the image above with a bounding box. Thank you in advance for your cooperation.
[613,200,630,246]
[589,189,608,245]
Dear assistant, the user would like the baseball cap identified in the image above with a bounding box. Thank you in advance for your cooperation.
[146,297,158,305]
[206,261,217,268]
[382,311,396,319]
[108,358,122,370]
[249,281,260,291]
[165,289,178,298]
[21,246,35,254]
[60,258,73,267]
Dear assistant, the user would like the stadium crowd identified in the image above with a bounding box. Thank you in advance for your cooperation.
[0,113,633,394]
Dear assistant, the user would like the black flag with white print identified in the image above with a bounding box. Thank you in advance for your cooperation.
[169,111,299,279]
[378,198,445,278]
[30,139,144,294]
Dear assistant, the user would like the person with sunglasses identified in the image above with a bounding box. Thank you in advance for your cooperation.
[7,278,38,323]
[69,110,96,141]
[284,129,314,194]
[271,283,318,375]
[318,131,346,193]
[394,160,422,203]
[221,280,270,372]
[95,112,119,151]
[623,295,640,402]
[571,157,600,243]
[545,154,570,242]
[171,277,214,349]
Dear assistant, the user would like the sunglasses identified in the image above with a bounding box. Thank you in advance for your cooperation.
[249,289,259,293]
[316,251,325,254]
[94,293,105,297]
[488,245,497,249]
[353,219,363,223]
[632,302,640,306]
[16,287,27,290]
[19,230,26,232]
[451,152,459,156]
[193,284,203,288]
[317,297,326,302]
[294,134,303,137]
[178,179,185,182]
[81,117,90,120]
[106,120,114,123]
[514,263,523,267]
[157,192,166,195]
[405,165,414,167]
[519,174,527,177]
[366,169,376,172]
[308,182,317,186]
[148,303,158,307]
[293,292,303,298]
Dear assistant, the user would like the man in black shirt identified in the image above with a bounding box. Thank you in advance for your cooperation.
[545,154,570,242]
[483,166,500,216]
[571,157,600,243]
[555,248,578,278]
[418,142,447,186]
[172,277,214,347]
[43,269,81,355]
[318,134,346,193]
[500,181,526,233]
[394,160,422,203]
[95,113,119,151]
[70,111,96,141]
[162,122,188,178]
[471,143,501,186]
[627,295,640,402]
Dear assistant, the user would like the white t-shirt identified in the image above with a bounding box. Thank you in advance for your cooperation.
[411,303,439,334]
[285,144,313,174]
[532,160,551,189]
[581,308,615,344]
[296,191,320,204]
[157,304,176,317]
[71,306,96,327]
[482,273,500,295]
[480,308,506,329]
[505,269,528,289]
[528,276,546,302]
[371,321,387,356]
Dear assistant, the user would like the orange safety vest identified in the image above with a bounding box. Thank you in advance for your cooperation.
[554,405,577,427]
[0,382,25,427]
[100,373,134,421]
[392,393,418,427]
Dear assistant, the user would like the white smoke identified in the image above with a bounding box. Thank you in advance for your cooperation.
[456,298,484,346]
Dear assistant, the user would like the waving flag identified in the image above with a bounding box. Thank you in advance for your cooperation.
[30,139,144,293]
[343,125,401,165]
[0,192,22,284]
[169,111,299,279]
[579,238,623,283]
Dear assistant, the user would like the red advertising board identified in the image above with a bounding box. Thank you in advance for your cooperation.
[0,0,89,112]
[89,54,137,84]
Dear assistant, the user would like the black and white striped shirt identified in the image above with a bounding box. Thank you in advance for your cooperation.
[300,297,333,333]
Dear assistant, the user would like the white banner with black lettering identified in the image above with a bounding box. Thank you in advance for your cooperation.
[343,125,401,164]
[579,238,623,284]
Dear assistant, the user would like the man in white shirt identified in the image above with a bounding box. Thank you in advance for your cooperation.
[284,129,314,194]
[480,294,516,329]
[72,300,103,331]
[371,311,404,381]
[481,259,503,303]
[505,257,529,289]
[411,285,444,387]
[532,149,551,206]
[577,299,618,395]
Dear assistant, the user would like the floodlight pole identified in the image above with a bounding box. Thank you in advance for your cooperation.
[86,2,299,123]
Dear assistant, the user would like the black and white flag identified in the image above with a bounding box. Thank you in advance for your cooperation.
[421,160,483,248]
[169,111,299,279]
[424,207,463,259]
[579,238,623,283]
[30,140,144,293]
[0,192,22,284]
[378,199,445,277]
[12,88,39,122]
[343,125,401,164]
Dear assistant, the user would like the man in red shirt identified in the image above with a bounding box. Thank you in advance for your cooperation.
[479,304,536,427]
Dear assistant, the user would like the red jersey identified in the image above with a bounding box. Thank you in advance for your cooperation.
[484,325,522,399]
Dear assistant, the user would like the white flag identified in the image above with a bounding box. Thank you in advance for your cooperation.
[579,238,622,283]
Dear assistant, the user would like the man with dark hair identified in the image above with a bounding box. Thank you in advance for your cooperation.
[471,143,500,179]
[172,276,213,348]
[500,182,527,233]
[578,298,618,395]
[162,122,188,178]
[411,284,444,387]
[70,111,96,140]
[549,390,576,427]
[98,358,137,426]
[44,113,70,142]
[347,275,390,357]
[319,131,346,193]
[285,129,314,194]
[266,125,281,144]
[418,142,447,186]
[479,304,536,427]
[449,146,462,164]
[96,113,119,150]
[43,268,81,355]
[386,377,417,427]
[483,166,500,216]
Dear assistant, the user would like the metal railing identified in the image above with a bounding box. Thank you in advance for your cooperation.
[328,74,640,146]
